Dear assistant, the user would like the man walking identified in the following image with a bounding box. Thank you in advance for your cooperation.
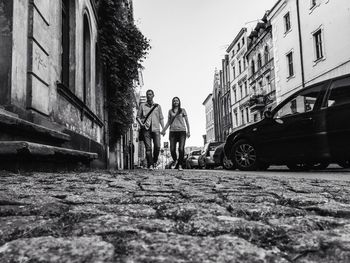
[136,89,164,170]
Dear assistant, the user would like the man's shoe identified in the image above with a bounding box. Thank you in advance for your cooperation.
[148,165,154,171]
[171,160,178,169]
[178,165,183,171]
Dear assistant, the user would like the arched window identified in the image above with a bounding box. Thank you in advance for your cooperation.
[264,46,269,64]
[251,60,255,74]
[257,53,262,68]
[83,13,91,106]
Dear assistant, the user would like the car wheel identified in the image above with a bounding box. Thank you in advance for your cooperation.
[222,154,234,170]
[338,161,350,168]
[232,139,259,171]
[287,163,311,171]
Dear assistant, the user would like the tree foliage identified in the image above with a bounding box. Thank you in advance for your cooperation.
[97,0,150,144]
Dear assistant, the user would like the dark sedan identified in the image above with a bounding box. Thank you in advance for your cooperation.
[224,74,350,171]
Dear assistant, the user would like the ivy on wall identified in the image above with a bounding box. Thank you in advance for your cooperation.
[97,0,150,144]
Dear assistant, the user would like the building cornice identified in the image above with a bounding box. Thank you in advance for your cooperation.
[226,28,247,53]
[202,93,213,105]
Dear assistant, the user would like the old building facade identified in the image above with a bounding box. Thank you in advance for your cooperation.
[246,14,277,122]
[268,0,350,102]
[227,28,250,130]
[202,93,215,143]
[0,0,109,168]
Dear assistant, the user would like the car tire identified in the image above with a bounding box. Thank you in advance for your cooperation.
[287,163,311,171]
[222,154,235,170]
[186,163,192,169]
[232,139,259,171]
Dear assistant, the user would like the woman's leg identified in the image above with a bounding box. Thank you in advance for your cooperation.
[178,131,187,166]
[169,132,177,162]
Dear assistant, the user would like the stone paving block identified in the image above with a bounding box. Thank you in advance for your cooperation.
[0,236,114,263]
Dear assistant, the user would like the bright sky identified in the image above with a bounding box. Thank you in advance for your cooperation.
[133,0,277,147]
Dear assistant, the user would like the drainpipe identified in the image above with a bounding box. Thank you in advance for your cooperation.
[296,0,305,88]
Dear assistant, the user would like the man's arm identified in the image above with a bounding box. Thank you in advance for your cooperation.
[159,105,165,130]
[136,104,144,127]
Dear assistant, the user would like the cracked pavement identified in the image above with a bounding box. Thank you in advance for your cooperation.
[1,169,350,262]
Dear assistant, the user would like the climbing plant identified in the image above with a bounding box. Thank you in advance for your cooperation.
[97,0,150,144]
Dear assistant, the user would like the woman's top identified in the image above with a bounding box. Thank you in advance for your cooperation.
[168,108,187,132]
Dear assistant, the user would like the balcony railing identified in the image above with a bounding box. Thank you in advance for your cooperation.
[248,58,274,82]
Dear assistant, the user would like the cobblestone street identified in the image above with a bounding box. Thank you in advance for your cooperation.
[1,169,350,262]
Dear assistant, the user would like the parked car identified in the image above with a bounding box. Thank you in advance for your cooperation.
[185,150,202,169]
[213,143,234,170]
[198,141,223,169]
[223,74,350,171]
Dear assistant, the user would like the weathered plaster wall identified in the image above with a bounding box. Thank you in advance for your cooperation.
[11,0,28,109]
[0,1,13,105]
[8,0,105,150]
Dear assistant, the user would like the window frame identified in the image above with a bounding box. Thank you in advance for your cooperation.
[313,28,324,62]
[284,12,291,33]
[286,51,294,79]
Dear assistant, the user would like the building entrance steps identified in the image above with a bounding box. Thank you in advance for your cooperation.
[0,141,98,171]
[0,112,70,145]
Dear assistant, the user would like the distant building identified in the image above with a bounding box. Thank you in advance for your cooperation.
[220,55,232,139]
[246,13,276,122]
[212,70,222,142]
[227,28,250,130]
[202,93,215,143]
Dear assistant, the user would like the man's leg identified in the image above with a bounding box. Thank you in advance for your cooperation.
[152,131,161,165]
[143,130,153,168]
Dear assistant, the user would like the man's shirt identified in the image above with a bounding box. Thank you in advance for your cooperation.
[137,102,164,132]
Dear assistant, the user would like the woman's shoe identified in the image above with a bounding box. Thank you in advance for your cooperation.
[178,165,183,171]
[171,160,178,169]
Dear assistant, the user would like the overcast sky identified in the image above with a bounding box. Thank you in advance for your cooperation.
[133,0,277,147]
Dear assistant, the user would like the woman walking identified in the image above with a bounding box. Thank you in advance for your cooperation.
[161,97,190,171]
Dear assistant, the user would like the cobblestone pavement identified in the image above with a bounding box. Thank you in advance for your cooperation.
[1,169,350,262]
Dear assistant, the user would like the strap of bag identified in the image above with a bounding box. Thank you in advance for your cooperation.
[169,109,181,126]
[142,103,158,125]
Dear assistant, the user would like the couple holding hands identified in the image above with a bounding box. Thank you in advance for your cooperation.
[136,89,190,171]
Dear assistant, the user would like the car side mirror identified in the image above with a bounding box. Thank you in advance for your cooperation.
[264,110,273,119]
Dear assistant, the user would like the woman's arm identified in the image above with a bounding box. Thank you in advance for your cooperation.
[184,112,190,138]
[161,110,171,135]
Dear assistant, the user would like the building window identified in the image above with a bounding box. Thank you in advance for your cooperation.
[238,61,242,74]
[239,84,243,99]
[83,13,91,106]
[243,58,246,69]
[232,66,236,79]
[237,43,241,51]
[257,53,262,68]
[254,114,258,122]
[234,111,238,126]
[233,88,237,102]
[251,60,255,74]
[264,46,269,64]
[284,12,291,33]
[244,81,248,97]
[232,49,235,56]
[242,37,245,45]
[313,29,324,61]
[241,109,245,125]
[61,0,70,88]
[286,51,294,78]
[246,108,250,123]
